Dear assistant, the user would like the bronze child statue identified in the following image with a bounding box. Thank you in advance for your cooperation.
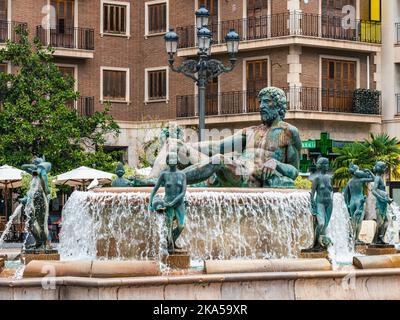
[371,161,393,245]
[149,152,187,253]
[309,157,333,250]
[343,163,374,245]
[111,162,133,187]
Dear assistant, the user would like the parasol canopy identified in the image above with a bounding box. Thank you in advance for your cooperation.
[0,165,26,189]
[54,166,114,187]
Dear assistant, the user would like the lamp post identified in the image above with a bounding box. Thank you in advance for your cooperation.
[165,5,240,142]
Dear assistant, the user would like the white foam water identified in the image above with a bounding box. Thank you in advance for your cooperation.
[0,204,22,246]
[59,190,314,261]
[386,202,400,246]
[327,193,355,268]
[59,190,385,265]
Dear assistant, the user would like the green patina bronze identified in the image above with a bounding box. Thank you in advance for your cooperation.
[19,156,52,252]
[111,162,133,187]
[309,157,333,250]
[135,87,302,189]
[149,152,187,253]
[343,163,374,245]
[371,161,393,245]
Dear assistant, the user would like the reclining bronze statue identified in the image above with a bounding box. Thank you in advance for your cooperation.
[133,87,302,189]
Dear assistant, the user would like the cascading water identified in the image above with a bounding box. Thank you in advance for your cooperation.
[0,204,22,246]
[59,190,314,261]
[327,193,355,267]
[59,189,385,265]
[386,202,400,246]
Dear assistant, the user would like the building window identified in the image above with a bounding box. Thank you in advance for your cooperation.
[145,67,168,102]
[0,0,7,21]
[321,57,358,112]
[0,63,7,73]
[101,1,130,36]
[101,67,129,102]
[246,58,269,113]
[145,1,168,36]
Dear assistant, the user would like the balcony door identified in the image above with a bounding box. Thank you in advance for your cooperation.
[0,0,7,42]
[246,59,269,113]
[50,0,75,48]
[247,0,268,40]
[321,0,356,40]
[198,0,218,43]
[205,77,218,116]
[321,58,356,112]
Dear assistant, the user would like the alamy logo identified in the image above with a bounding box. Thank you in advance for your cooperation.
[41,264,57,290]
[342,5,356,30]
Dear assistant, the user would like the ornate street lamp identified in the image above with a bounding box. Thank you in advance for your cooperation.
[195,5,210,29]
[165,7,240,142]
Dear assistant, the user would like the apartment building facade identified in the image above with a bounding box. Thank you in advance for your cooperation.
[0,0,384,167]
[381,0,400,137]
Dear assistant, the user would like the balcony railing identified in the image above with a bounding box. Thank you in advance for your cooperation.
[0,20,27,43]
[77,96,95,117]
[397,23,400,44]
[176,87,381,118]
[36,26,95,50]
[176,12,381,49]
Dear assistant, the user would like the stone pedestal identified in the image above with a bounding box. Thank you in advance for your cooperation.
[366,244,397,256]
[163,251,190,269]
[21,250,60,265]
[300,249,328,259]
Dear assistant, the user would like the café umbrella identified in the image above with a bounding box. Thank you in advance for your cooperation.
[54,166,114,188]
[0,165,26,222]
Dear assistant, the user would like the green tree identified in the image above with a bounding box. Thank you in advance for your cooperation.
[0,27,120,174]
[333,133,400,188]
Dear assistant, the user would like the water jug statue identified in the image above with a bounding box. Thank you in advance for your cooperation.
[19,156,52,252]
[371,161,393,245]
[343,163,374,245]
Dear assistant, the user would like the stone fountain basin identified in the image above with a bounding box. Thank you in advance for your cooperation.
[1,260,400,299]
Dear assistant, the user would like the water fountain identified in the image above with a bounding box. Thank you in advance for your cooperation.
[0,87,400,300]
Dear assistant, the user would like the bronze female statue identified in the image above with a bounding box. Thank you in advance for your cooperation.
[149,152,187,253]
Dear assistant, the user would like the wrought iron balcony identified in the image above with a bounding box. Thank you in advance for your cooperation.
[176,87,381,119]
[66,96,95,117]
[0,20,27,43]
[77,96,95,117]
[176,12,381,49]
[36,25,94,50]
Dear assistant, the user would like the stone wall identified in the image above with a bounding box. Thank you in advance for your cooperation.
[1,269,400,300]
